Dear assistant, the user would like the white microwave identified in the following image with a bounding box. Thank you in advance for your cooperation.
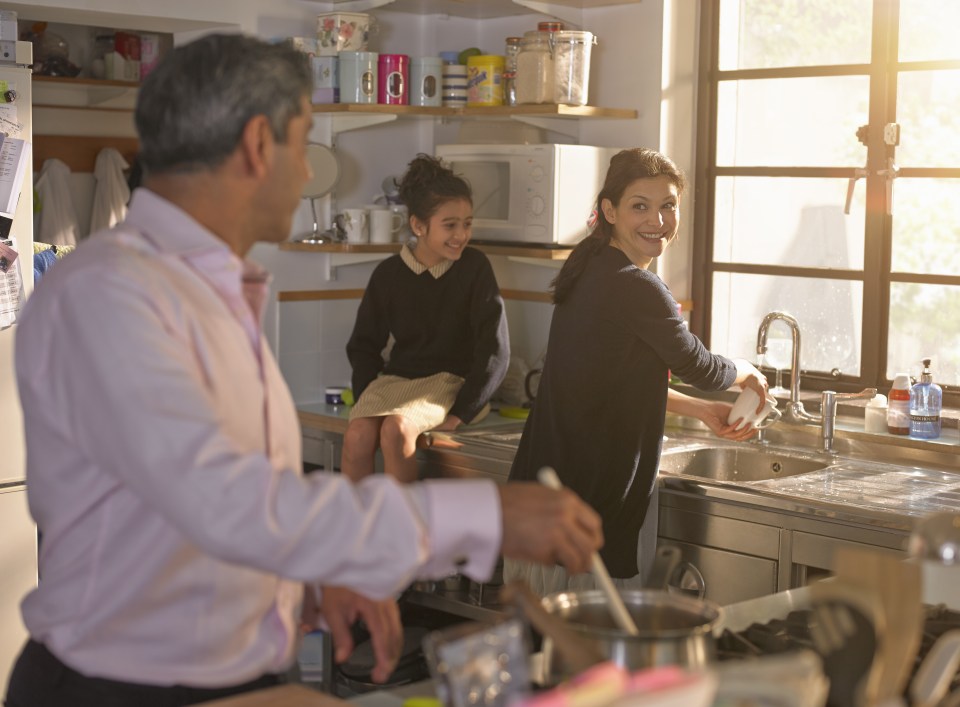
[435,143,617,246]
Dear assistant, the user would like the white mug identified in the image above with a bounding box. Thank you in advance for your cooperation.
[727,388,782,430]
[367,207,403,244]
[339,208,368,243]
[389,204,411,240]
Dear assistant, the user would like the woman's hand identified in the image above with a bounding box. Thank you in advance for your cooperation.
[696,400,758,442]
[433,414,463,431]
[733,359,769,417]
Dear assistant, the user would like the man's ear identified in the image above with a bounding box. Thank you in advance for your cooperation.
[600,197,616,224]
[238,114,273,179]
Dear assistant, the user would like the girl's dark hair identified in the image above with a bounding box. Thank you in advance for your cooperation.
[397,154,472,223]
[551,148,687,303]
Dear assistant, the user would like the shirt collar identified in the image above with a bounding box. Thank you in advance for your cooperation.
[400,243,453,279]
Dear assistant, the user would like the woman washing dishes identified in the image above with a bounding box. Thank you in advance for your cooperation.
[506,148,767,596]
[342,155,509,482]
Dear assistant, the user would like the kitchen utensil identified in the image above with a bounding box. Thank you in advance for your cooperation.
[909,629,960,707]
[498,405,529,420]
[646,544,682,591]
[537,467,640,637]
[500,581,605,675]
[336,208,368,244]
[539,588,721,684]
[808,579,885,707]
[834,546,924,702]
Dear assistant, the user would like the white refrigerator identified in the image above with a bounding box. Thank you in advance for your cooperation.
[0,56,38,691]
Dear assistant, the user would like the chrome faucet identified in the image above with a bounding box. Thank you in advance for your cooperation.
[820,388,877,453]
[756,312,818,424]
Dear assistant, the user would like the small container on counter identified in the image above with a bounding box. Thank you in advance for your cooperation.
[378,53,410,105]
[864,393,888,434]
[909,358,942,439]
[887,372,911,435]
[440,51,467,108]
[338,50,378,104]
[466,54,504,106]
[409,56,443,107]
[325,386,348,406]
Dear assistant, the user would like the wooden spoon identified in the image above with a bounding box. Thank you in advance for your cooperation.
[537,467,640,636]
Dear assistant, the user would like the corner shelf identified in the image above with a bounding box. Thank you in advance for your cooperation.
[278,240,572,280]
[32,75,139,112]
[324,0,640,24]
[314,103,638,136]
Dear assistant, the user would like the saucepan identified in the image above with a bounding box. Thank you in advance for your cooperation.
[539,588,722,684]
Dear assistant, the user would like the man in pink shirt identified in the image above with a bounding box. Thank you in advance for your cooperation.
[5,34,602,706]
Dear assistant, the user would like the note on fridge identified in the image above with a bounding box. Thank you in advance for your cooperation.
[0,238,22,328]
[0,134,31,218]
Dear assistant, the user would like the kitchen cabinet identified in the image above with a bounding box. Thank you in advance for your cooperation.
[0,484,38,691]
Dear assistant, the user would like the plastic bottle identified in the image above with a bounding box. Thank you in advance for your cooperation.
[887,373,911,435]
[909,358,942,440]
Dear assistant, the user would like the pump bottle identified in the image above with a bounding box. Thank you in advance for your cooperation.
[909,358,942,439]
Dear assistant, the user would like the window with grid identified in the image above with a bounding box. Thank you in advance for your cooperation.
[692,0,960,401]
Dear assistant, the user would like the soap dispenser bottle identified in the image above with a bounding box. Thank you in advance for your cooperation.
[909,357,942,439]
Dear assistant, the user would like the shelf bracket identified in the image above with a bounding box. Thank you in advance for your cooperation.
[323,253,391,281]
[330,113,398,136]
[510,0,583,27]
[510,115,579,139]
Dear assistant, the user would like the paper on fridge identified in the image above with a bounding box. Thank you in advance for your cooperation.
[0,237,22,328]
[0,133,30,218]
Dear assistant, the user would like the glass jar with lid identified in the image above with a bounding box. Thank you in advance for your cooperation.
[552,30,596,106]
[515,30,555,104]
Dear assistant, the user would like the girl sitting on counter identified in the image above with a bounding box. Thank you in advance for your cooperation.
[342,154,509,482]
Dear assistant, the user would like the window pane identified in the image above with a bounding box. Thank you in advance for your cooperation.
[712,273,863,376]
[899,0,960,62]
[888,283,960,386]
[895,70,960,168]
[717,78,868,167]
[718,0,872,70]
[714,177,865,269]
[891,179,960,276]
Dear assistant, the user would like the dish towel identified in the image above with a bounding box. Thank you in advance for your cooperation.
[34,159,80,247]
[89,148,130,234]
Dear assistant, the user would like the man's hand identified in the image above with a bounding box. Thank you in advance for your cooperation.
[497,482,603,575]
[302,585,402,684]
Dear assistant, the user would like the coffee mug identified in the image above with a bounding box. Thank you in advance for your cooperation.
[367,206,403,244]
[338,208,368,243]
[389,204,412,240]
[727,388,782,430]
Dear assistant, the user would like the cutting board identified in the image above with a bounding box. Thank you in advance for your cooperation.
[833,546,924,702]
[204,684,350,706]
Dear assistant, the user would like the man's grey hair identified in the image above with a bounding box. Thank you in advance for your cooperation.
[135,33,313,175]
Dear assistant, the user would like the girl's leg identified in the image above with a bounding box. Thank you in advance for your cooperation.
[341,416,384,481]
[378,415,421,483]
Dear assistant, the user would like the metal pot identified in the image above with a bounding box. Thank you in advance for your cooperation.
[540,589,722,683]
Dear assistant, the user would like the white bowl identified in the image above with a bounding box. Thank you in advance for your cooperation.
[727,388,781,430]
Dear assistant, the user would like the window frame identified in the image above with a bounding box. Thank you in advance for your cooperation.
[692,0,960,402]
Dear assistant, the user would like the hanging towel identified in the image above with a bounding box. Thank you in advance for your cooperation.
[89,148,130,234]
[34,159,80,247]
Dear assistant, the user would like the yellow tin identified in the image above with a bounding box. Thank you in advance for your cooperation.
[466,54,505,106]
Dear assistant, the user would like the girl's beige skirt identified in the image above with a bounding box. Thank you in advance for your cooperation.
[349,372,468,434]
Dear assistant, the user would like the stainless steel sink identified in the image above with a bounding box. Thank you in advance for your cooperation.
[659,446,829,482]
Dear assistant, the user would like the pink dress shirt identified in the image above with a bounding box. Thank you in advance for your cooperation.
[14,189,501,687]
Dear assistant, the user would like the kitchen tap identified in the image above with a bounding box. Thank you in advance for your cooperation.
[756,312,819,424]
[820,388,877,453]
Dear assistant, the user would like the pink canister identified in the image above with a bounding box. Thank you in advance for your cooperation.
[378,53,409,105]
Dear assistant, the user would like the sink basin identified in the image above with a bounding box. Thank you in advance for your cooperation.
[659,446,828,482]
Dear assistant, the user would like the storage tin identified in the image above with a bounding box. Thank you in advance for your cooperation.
[441,59,468,108]
[316,12,373,55]
[310,56,339,104]
[378,53,409,105]
[466,54,504,106]
[409,56,443,107]
[338,51,378,104]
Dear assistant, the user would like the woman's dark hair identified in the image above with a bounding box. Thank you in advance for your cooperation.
[397,154,472,224]
[551,148,687,303]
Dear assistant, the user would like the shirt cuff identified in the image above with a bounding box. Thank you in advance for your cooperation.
[409,479,501,582]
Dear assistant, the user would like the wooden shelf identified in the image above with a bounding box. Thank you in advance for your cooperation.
[326,0,639,20]
[313,103,636,120]
[279,240,572,260]
[32,75,139,112]
[33,76,139,89]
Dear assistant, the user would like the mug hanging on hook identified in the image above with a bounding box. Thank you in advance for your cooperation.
[300,143,341,242]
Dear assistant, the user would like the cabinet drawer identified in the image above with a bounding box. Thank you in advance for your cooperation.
[665,539,778,606]
[659,506,780,559]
